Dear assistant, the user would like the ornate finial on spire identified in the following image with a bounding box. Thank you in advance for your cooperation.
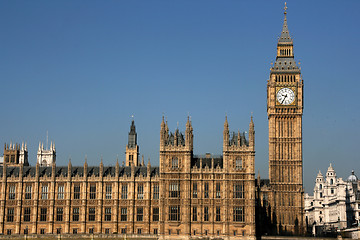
[284,2,287,15]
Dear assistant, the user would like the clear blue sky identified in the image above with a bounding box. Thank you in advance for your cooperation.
[1,1,359,193]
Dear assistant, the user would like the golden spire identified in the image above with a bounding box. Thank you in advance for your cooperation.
[284,2,287,15]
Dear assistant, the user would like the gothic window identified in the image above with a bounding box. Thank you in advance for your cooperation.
[9,185,16,199]
[25,185,32,199]
[137,207,143,221]
[236,158,242,170]
[204,182,209,198]
[73,208,79,221]
[56,208,63,221]
[121,184,128,199]
[153,184,159,199]
[233,207,244,222]
[169,206,180,221]
[40,208,47,221]
[7,208,14,222]
[74,185,80,199]
[234,183,244,199]
[105,184,112,199]
[90,185,96,199]
[137,184,144,199]
[41,185,48,200]
[193,183,198,198]
[24,207,31,222]
[104,208,111,221]
[204,206,209,221]
[216,207,221,221]
[121,208,127,221]
[192,207,197,221]
[216,183,221,198]
[330,179,333,185]
[153,207,159,222]
[169,182,180,198]
[57,185,64,199]
[172,157,179,169]
[319,184,322,190]
[88,208,95,221]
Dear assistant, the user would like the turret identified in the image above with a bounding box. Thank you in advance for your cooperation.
[37,140,56,166]
[249,115,255,149]
[147,158,151,176]
[67,159,72,179]
[223,116,229,148]
[99,157,104,178]
[84,156,88,179]
[185,116,193,151]
[326,163,336,185]
[126,119,139,166]
[115,159,119,177]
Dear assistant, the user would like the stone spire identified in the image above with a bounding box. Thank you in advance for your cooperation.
[128,119,137,148]
[272,2,300,73]
[278,2,292,43]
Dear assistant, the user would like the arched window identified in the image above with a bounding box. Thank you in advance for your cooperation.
[319,184,322,190]
[172,157,178,169]
[235,158,242,170]
[330,179,333,185]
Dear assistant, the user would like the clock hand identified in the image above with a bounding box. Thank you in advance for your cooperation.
[281,94,287,104]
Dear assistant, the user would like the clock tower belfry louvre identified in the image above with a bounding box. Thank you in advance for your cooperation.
[267,4,304,234]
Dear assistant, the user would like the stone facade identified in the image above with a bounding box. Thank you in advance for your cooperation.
[0,117,256,239]
[305,164,360,236]
[3,143,29,167]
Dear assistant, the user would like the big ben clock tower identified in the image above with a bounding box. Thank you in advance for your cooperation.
[267,3,304,234]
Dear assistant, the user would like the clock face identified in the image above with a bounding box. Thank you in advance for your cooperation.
[276,88,295,105]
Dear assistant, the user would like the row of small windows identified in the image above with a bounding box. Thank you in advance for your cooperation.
[7,182,244,200]
[280,49,292,56]
[275,75,296,82]
[6,228,246,236]
[171,157,244,170]
[192,182,244,199]
[6,206,244,223]
[6,183,160,200]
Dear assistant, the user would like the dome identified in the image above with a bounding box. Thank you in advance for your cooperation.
[347,170,358,182]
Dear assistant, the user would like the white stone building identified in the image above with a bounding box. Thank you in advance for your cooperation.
[37,141,56,166]
[305,164,359,236]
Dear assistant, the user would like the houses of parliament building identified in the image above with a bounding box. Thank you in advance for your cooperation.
[0,5,304,240]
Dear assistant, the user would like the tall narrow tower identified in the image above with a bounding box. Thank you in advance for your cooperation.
[267,3,304,234]
[126,120,139,166]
